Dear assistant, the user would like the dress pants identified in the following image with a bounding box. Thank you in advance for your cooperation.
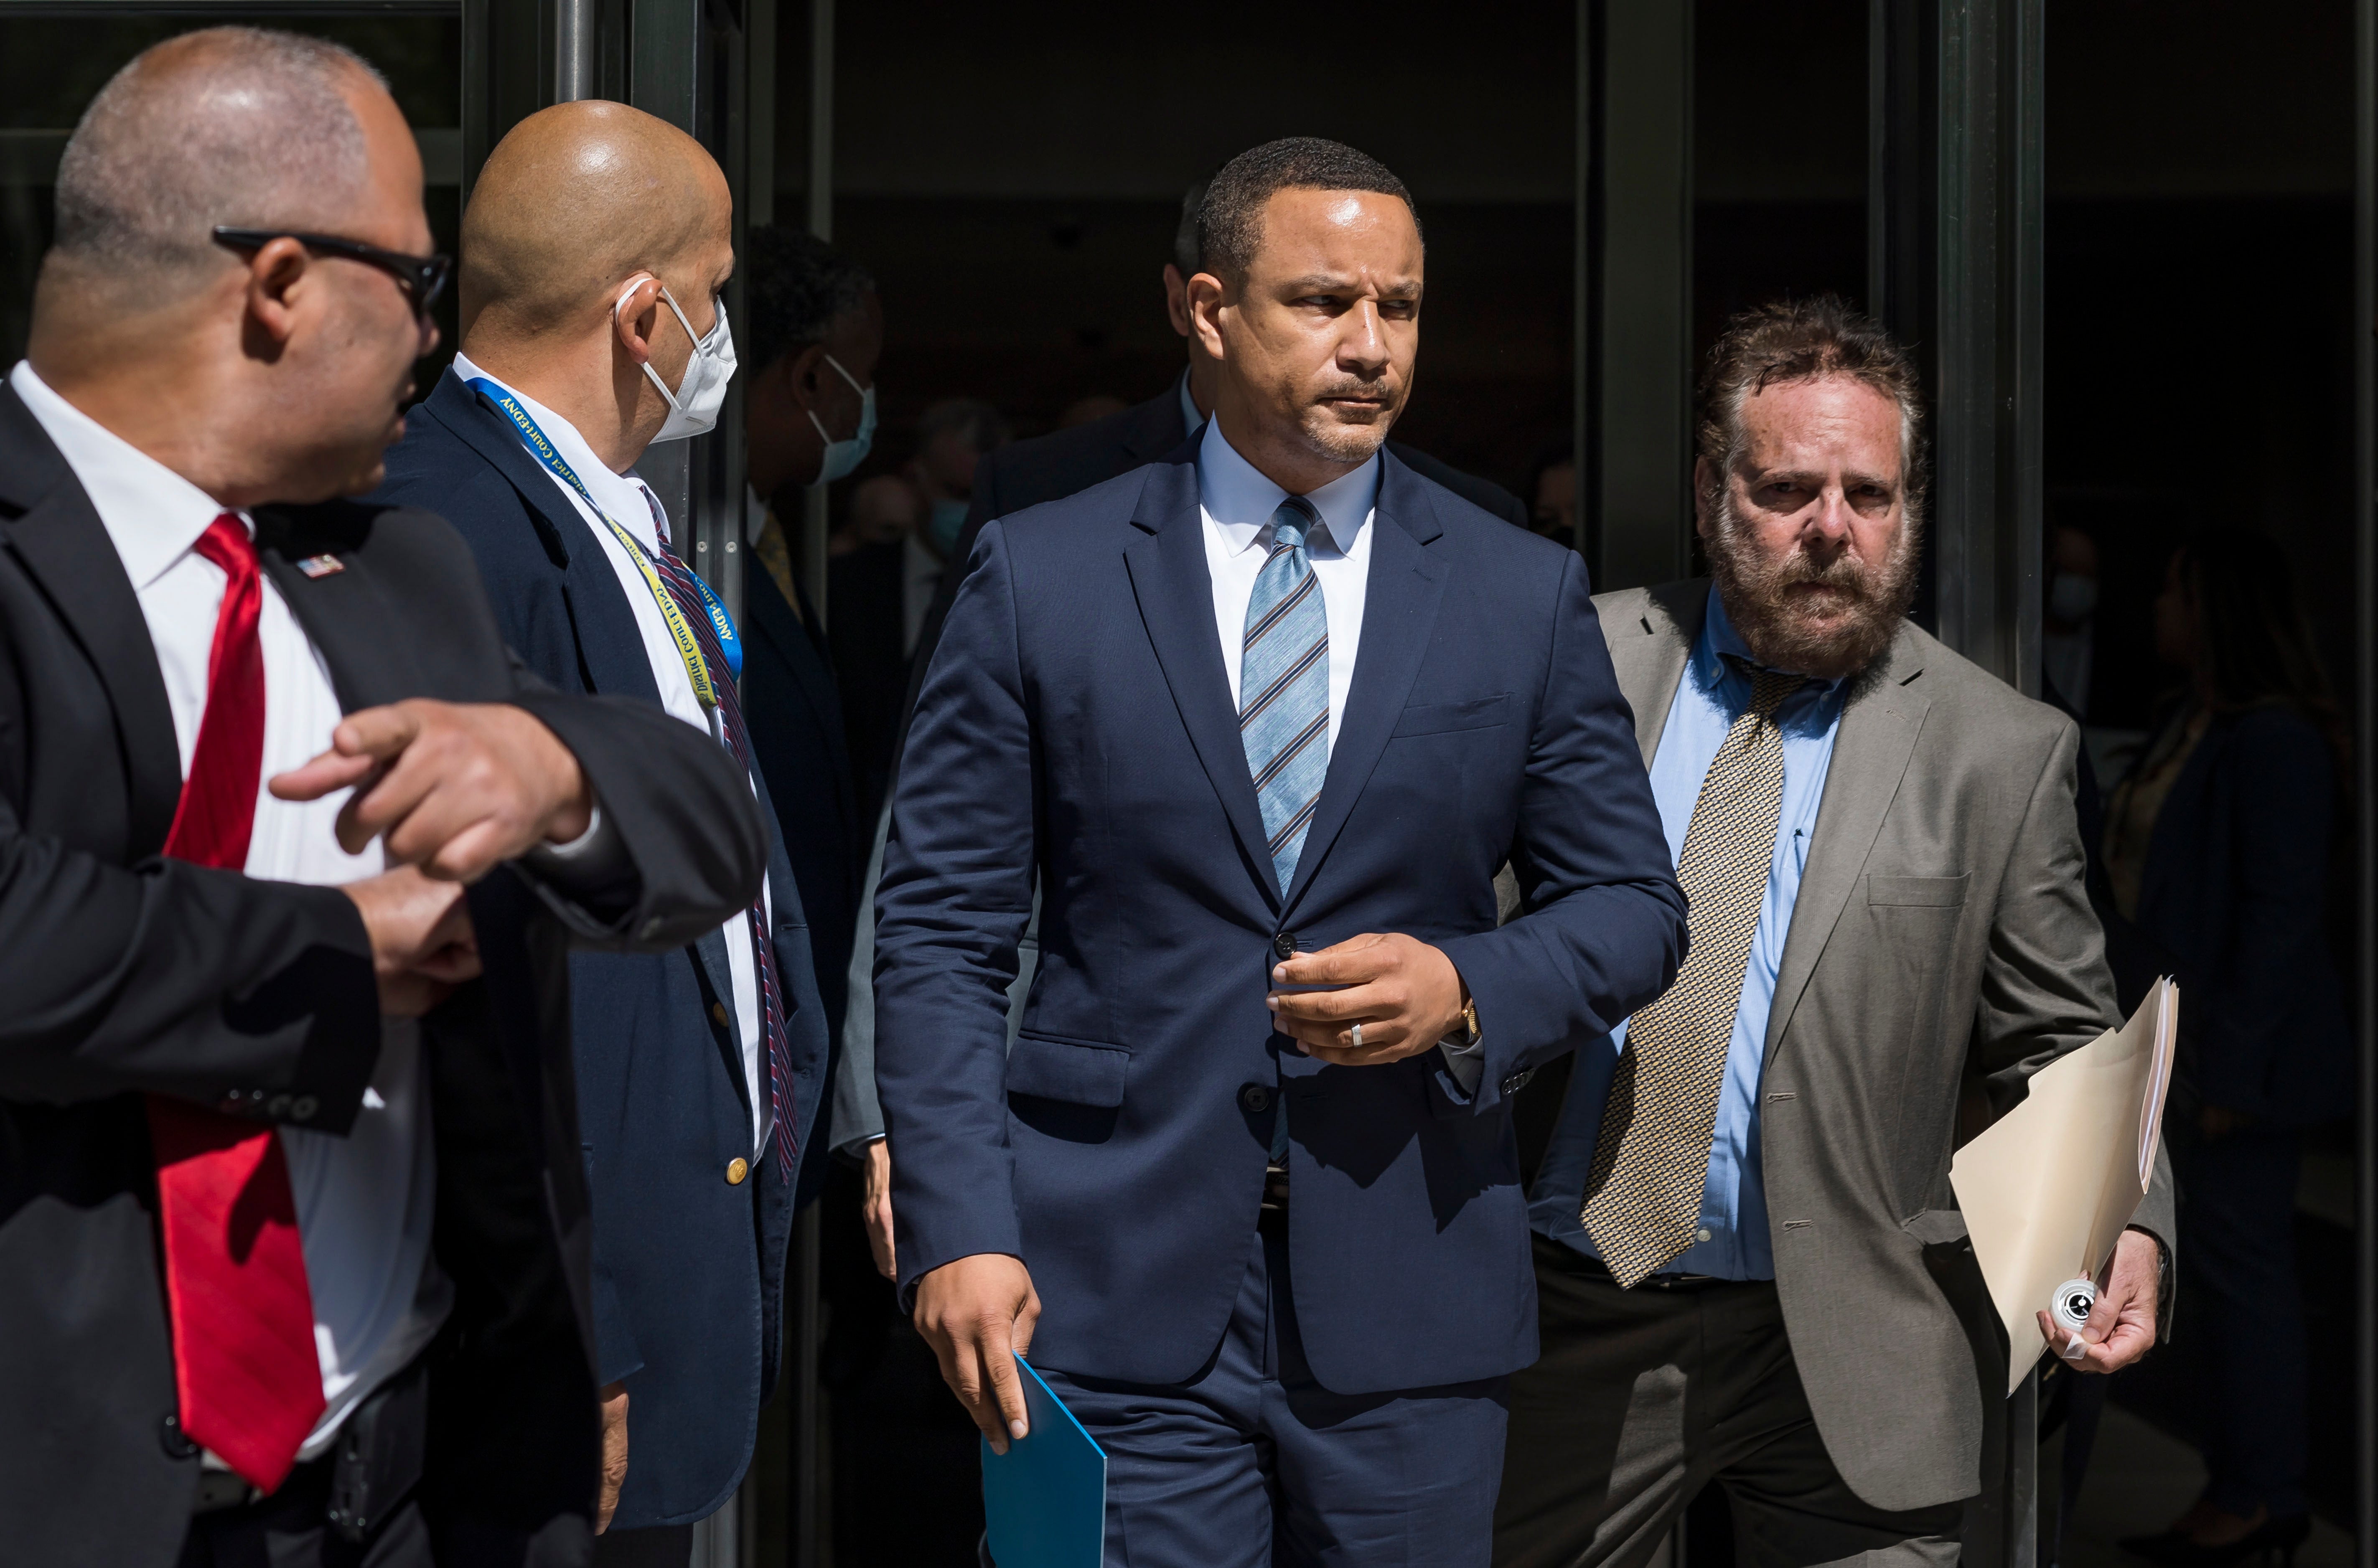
[1494,1234,1962,1568]
[1034,1215,1510,1568]
[176,1456,432,1568]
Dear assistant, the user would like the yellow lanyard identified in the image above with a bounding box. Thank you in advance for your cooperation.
[472,379,720,709]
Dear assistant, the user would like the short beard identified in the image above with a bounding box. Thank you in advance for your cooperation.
[1294,378,1401,466]
[1704,488,1919,681]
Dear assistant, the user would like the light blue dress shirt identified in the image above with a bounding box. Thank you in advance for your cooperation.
[1527,587,1846,1279]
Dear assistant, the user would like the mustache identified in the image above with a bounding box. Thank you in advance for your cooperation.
[1315,378,1396,402]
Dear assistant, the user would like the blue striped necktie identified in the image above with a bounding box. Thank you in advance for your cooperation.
[1240,496,1332,896]
[641,492,798,1178]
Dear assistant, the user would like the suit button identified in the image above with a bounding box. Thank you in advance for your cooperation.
[711,1001,729,1028]
[1239,1084,1274,1115]
[161,1413,198,1459]
[726,1157,749,1185]
[1501,1072,1532,1096]
[266,1093,292,1119]
[290,1096,318,1123]
[1273,932,1298,960]
[640,917,665,941]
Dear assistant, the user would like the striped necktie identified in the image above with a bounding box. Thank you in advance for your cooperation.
[1239,496,1332,896]
[641,494,799,1177]
[1581,663,1804,1286]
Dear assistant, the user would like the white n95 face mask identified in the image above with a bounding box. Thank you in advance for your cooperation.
[622,278,737,443]
[808,352,876,486]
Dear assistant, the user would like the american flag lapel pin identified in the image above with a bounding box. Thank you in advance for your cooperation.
[295,554,346,579]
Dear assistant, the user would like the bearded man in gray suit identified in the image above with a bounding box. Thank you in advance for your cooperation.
[1493,298,2173,1568]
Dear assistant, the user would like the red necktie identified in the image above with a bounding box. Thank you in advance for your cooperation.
[144,513,323,1492]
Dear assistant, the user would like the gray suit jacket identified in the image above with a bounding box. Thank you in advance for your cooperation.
[1592,580,2176,1513]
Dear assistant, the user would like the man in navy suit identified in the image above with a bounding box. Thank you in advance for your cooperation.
[735,222,878,1046]
[373,102,829,1565]
[875,137,1687,1565]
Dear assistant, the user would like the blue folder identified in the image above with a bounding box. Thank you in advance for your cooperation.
[980,1356,1107,1568]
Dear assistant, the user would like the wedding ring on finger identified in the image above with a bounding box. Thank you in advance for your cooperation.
[1351,1022,1363,1051]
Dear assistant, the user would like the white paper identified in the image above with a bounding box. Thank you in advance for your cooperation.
[1948,979,2177,1395]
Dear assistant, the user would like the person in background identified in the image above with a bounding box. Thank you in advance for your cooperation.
[911,397,1009,570]
[2107,531,2350,1568]
[2044,521,2101,718]
[1530,440,1577,544]
[828,400,1006,822]
[1,31,768,1566]
[736,223,877,1062]
[877,135,1685,1565]
[829,472,926,556]
[372,100,831,1565]
[1494,298,2171,1568]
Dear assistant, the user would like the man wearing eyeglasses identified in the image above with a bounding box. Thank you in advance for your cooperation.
[0,27,775,1568]
[373,100,832,1567]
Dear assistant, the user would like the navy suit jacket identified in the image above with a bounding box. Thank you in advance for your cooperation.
[875,442,1685,1395]
[741,560,860,1049]
[375,370,832,1528]
[898,378,1531,770]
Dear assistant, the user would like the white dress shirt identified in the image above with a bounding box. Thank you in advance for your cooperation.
[1196,417,1375,747]
[1192,417,1483,1088]
[449,354,772,1149]
[8,361,452,1461]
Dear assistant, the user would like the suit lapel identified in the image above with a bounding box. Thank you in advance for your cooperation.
[0,385,185,856]
[1763,628,1933,1065]
[1121,457,1279,907]
[420,374,662,706]
[1281,457,1448,912]
[255,504,429,712]
[1607,580,1707,765]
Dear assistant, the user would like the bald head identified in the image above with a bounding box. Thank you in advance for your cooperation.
[50,27,383,301]
[461,101,728,338]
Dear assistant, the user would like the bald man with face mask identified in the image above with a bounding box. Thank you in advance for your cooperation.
[373,102,830,1564]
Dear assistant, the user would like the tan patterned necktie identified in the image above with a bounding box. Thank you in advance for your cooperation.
[752,511,802,615]
[1582,663,1805,1286]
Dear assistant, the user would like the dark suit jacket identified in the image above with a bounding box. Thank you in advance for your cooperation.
[375,370,832,1530]
[2109,704,2353,1126]
[897,376,1532,757]
[1590,581,2177,1512]
[741,559,860,1059]
[0,383,767,1568]
[875,445,1685,1395]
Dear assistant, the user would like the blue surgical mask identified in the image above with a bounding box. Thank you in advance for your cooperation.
[929,498,969,554]
[809,353,875,486]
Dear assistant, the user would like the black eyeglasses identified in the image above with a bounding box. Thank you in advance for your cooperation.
[212,226,453,317]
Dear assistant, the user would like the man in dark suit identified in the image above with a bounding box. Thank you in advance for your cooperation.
[837,180,1543,1273]
[1493,300,2171,1568]
[902,182,1531,747]
[875,138,1686,1564]
[736,222,878,1049]
[0,30,765,1568]
[373,102,830,1564]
